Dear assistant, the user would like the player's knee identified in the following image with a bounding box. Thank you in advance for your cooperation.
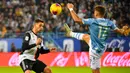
[25,70,31,73]
[44,67,52,73]
[83,34,90,44]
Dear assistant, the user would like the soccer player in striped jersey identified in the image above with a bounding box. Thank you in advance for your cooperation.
[19,19,56,73]
[66,3,129,73]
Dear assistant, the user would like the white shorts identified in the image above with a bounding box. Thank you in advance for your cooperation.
[89,40,105,69]
[89,54,100,69]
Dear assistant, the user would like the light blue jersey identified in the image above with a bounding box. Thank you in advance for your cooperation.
[82,18,117,53]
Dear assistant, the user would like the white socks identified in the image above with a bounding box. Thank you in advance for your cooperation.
[70,32,84,40]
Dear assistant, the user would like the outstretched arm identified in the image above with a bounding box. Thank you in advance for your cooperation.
[114,26,129,36]
[67,3,82,24]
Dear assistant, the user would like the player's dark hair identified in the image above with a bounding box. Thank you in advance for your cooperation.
[35,18,44,23]
[94,5,106,16]
[31,18,44,29]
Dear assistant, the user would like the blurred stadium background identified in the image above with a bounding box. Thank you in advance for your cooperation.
[0,0,130,73]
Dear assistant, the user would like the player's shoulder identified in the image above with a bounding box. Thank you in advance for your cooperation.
[105,18,115,25]
[95,18,109,21]
[25,30,32,34]
[25,30,35,36]
[83,18,94,21]
[82,18,94,23]
[24,30,32,37]
[97,18,113,24]
[104,18,112,22]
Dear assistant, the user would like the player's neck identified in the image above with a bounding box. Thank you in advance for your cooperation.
[32,28,38,34]
[95,15,104,18]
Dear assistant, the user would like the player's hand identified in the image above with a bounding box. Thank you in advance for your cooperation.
[67,3,74,9]
[50,48,57,52]
[36,38,42,45]
[124,29,130,36]
[122,25,128,30]
[122,25,130,36]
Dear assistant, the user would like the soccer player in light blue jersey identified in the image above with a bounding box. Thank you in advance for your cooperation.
[66,3,129,73]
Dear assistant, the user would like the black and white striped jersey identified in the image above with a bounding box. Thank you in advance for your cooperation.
[19,30,50,63]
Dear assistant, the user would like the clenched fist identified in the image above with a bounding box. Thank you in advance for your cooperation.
[50,48,57,52]
[122,25,130,36]
[67,3,74,9]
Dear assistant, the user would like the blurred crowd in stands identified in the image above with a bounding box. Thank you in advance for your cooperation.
[0,0,130,38]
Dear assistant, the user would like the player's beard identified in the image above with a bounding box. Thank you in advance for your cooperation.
[37,28,43,33]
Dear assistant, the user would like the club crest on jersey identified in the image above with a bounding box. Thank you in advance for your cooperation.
[25,36,29,41]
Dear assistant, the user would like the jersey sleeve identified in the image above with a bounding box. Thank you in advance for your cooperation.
[110,21,118,30]
[40,41,50,54]
[40,47,50,54]
[82,18,93,25]
[22,33,36,50]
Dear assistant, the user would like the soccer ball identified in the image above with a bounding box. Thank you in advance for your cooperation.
[50,3,62,15]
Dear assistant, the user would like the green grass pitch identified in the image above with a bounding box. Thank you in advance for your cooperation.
[0,66,129,73]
